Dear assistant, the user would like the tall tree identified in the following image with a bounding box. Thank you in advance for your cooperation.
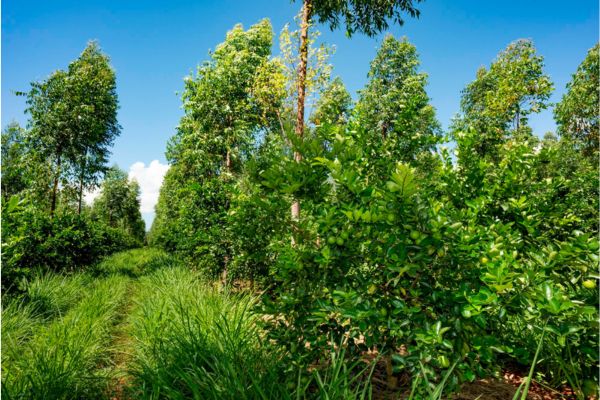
[23,70,72,215]
[21,41,119,215]
[289,0,423,222]
[355,35,440,166]
[454,39,553,157]
[91,166,145,243]
[310,76,352,126]
[555,43,599,157]
[67,42,120,214]
[153,20,276,279]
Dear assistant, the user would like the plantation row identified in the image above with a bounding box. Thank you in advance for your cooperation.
[2,249,381,399]
[2,42,146,291]
[2,1,598,398]
[146,17,599,399]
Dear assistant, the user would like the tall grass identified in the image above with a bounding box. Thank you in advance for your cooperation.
[126,267,277,399]
[2,275,129,399]
[25,272,91,318]
[2,272,92,367]
[92,247,177,278]
[127,266,374,400]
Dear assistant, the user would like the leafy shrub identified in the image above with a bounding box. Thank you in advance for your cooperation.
[1,197,139,292]
[259,127,599,397]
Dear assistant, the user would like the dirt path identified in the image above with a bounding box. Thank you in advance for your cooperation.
[106,279,139,400]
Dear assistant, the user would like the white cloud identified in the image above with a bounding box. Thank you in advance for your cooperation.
[84,187,102,205]
[128,160,170,213]
[83,160,170,227]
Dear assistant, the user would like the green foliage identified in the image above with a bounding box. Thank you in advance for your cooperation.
[92,247,176,278]
[4,9,598,397]
[453,39,553,158]
[260,121,598,396]
[355,35,441,166]
[302,0,423,37]
[91,166,146,245]
[311,76,353,126]
[20,41,120,213]
[1,197,138,292]
[2,42,136,290]
[151,19,278,278]
[1,123,34,200]
[555,43,599,157]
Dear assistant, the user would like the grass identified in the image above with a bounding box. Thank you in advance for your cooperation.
[2,271,92,374]
[126,266,283,399]
[126,266,375,400]
[2,275,129,399]
[2,248,376,400]
[92,247,177,278]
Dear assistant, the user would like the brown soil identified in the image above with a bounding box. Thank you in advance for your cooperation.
[364,356,578,400]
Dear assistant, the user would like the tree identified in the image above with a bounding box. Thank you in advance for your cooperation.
[1,123,29,200]
[21,42,120,215]
[91,166,145,244]
[67,42,120,214]
[454,39,553,157]
[555,43,599,157]
[288,0,423,221]
[355,35,440,166]
[23,70,72,215]
[152,20,276,278]
[310,76,352,126]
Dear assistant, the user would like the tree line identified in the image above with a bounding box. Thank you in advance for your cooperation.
[148,5,598,397]
[2,42,145,291]
[2,0,598,396]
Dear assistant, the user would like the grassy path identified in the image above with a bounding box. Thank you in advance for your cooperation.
[2,248,342,400]
[2,248,376,400]
[1,249,165,400]
[2,274,129,399]
[106,279,138,400]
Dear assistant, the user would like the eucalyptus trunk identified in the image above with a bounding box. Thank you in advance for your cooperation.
[50,152,62,216]
[77,148,88,215]
[291,0,312,228]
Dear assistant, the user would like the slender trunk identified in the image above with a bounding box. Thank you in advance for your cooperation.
[50,153,62,216]
[385,355,398,389]
[225,148,232,171]
[223,148,232,282]
[291,0,311,226]
[77,148,88,215]
[276,110,286,137]
[222,255,229,287]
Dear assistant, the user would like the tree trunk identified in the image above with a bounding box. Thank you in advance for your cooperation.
[291,0,312,226]
[223,148,232,282]
[50,153,62,216]
[225,148,232,171]
[222,255,229,288]
[77,148,88,215]
[385,355,398,389]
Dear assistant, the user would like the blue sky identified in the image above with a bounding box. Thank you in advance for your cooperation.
[2,0,598,226]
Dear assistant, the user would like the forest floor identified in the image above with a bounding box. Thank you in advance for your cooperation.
[1,248,574,400]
